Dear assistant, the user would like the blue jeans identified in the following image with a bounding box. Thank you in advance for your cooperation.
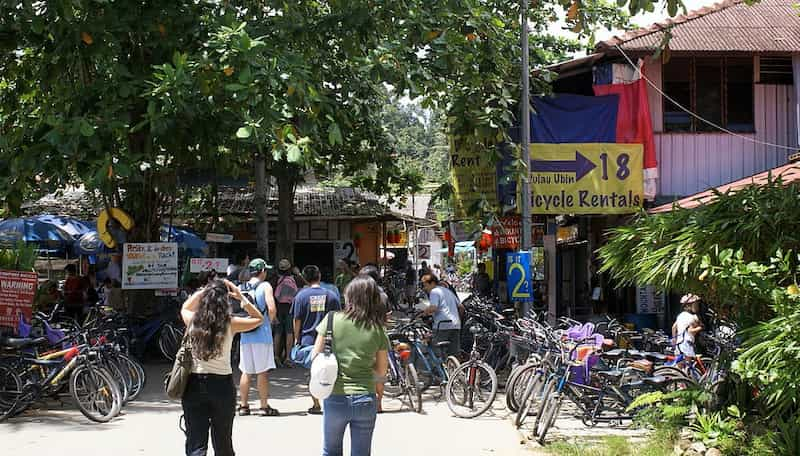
[322,394,378,456]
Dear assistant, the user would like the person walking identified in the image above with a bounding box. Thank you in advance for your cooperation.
[312,276,389,456]
[334,259,354,302]
[274,259,299,367]
[180,279,264,456]
[291,265,341,415]
[421,272,462,358]
[238,259,280,417]
[404,261,417,311]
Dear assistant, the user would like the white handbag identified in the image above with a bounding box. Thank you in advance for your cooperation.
[309,312,338,400]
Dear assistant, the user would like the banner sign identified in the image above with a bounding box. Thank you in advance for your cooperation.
[122,243,179,290]
[190,258,229,273]
[530,143,643,214]
[450,142,498,218]
[636,285,665,314]
[0,270,37,328]
[205,233,233,243]
[506,251,534,303]
[492,216,545,250]
[334,241,359,265]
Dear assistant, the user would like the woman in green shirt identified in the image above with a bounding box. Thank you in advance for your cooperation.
[313,276,389,456]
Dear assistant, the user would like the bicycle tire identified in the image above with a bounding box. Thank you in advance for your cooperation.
[404,363,423,414]
[103,357,130,404]
[445,361,498,419]
[653,366,697,389]
[0,366,21,422]
[158,324,181,361]
[505,364,526,412]
[70,365,122,423]
[531,377,557,437]
[515,369,545,428]
[119,354,146,402]
[536,390,562,444]
[384,358,404,398]
[444,356,461,377]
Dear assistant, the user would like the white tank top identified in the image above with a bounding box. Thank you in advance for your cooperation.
[191,325,233,375]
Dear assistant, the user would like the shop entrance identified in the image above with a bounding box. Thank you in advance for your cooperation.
[294,242,335,282]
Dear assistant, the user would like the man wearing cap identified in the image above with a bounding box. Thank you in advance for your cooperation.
[273,258,299,367]
[238,259,280,416]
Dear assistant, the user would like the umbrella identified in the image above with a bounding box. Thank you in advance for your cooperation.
[0,217,74,255]
[160,225,209,257]
[33,215,95,238]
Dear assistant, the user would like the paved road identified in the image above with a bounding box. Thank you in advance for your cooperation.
[2,363,533,455]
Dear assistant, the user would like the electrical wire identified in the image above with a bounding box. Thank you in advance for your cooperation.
[615,44,799,152]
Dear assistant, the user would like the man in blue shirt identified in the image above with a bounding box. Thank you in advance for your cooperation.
[291,264,341,414]
[422,272,462,358]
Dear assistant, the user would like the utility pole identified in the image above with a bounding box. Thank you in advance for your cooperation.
[520,0,532,252]
[520,0,533,318]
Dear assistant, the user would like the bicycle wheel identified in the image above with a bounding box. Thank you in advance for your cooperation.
[505,364,525,412]
[531,377,557,437]
[119,354,146,402]
[445,361,498,419]
[536,389,563,444]
[384,358,404,398]
[404,363,423,414]
[413,355,435,391]
[515,369,545,428]
[70,365,122,423]
[654,366,697,390]
[158,324,182,361]
[0,366,21,422]
[103,357,130,404]
[444,356,461,377]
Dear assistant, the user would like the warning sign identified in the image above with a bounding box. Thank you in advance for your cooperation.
[0,270,38,328]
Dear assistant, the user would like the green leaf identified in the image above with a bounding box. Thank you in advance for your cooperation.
[225,83,247,92]
[79,121,94,137]
[328,123,343,146]
[236,126,252,139]
[286,144,301,163]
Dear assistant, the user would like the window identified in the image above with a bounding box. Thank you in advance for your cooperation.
[662,57,754,133]
[759,57,793,85]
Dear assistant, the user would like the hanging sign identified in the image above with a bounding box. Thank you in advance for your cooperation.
[636,285,665,314]
[205,233,234,243]
[491,216,545,250]
[122,243,179,290]
[0,270,38,328]
[450,141,498,218]
[418,245,431,260]
[530,143,643,214]
[190,258,229,273]
[506,251,534,303]
[334,241,359,265]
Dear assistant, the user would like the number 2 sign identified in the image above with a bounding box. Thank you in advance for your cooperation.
[506,251,534,303]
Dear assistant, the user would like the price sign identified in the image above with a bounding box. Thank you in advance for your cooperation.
[190,258,229,273]
[506,251,534,303]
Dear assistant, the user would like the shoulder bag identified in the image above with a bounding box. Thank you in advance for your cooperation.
[165,330,193,400]
[309,312,338,400]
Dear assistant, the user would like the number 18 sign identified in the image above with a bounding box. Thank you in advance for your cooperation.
[506,251,534,303]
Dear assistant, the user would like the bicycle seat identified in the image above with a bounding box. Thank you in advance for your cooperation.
[435,341,451,348]
[597,370,624,380]
[0,337,48,349]
[602,349,627,358]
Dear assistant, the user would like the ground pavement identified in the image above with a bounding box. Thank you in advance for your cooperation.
[2,363,535,455]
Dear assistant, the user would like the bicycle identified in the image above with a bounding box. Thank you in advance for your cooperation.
[384,336,423,413]
[445,326,498,418]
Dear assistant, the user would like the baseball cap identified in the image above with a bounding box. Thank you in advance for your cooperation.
[278,258,292,271]
[249,258,269,272]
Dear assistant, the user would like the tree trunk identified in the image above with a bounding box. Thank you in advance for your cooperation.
[254,154,270,260]
[275,170,295,263]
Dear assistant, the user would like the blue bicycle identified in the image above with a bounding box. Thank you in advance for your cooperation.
[393,318,461,392]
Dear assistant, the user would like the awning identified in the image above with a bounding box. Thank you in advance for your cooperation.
[435,241,475,254]
[649,161,800,214]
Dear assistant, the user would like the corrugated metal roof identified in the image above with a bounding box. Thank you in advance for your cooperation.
[599,0,800,53]
[649,161,800,213]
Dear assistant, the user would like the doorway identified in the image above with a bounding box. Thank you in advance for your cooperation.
[294,242,335,282]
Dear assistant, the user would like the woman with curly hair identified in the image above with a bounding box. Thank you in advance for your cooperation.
[180,279,264,456]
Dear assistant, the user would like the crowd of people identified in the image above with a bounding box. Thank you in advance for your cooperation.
[179,255,465,456]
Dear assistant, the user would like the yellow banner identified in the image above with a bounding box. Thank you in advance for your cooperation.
[530,143,643,214]
[450,142,497,218]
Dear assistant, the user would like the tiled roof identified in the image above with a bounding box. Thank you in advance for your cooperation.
[598,0,800,53]
[216,185,388,218]
[649,162,800,213]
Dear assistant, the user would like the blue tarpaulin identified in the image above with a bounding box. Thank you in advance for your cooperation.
[530,94,619,144]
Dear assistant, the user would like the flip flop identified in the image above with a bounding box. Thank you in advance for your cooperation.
[308,407,323,415]
[237,405,250,416]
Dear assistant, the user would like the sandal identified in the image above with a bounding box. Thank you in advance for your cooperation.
[308,406,323,415]
[256,406,280,417]
[237,405,251,416]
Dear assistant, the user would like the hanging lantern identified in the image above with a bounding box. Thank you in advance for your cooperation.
[478,229,493,252]
[442,230,452,242]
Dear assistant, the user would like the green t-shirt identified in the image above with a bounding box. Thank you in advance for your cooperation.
[316,312,389,395]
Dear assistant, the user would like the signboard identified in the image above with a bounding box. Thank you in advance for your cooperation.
[334,241,359,265]
[206,233,234,243]
[450,142,498,218]
[122,243,179,290]
[190,258,229,273]
[491,216,545,250]
[530,143,643,214]
[506,251,534,303]
[418,244,431,260]
[0,270,37,328]
[636,285,665,314]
